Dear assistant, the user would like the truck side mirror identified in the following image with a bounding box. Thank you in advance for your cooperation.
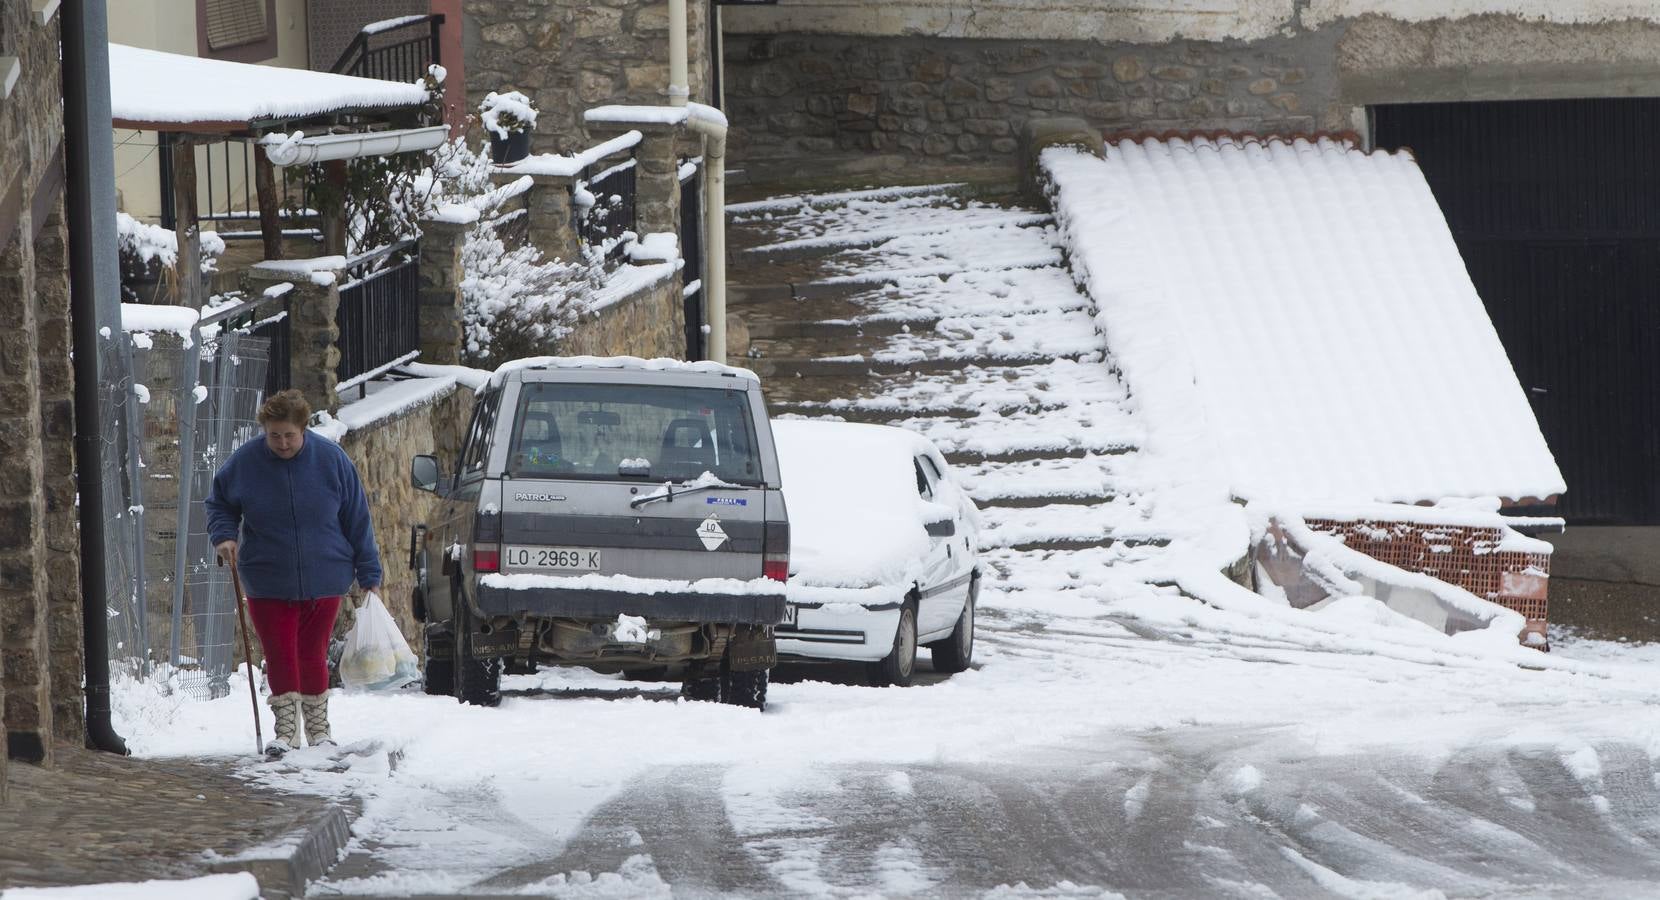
[411,454,442,493]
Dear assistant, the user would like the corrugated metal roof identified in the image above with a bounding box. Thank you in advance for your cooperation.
[1045,134,1565,506]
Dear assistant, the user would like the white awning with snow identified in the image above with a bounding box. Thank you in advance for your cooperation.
[108,43,428,132]
[1043,135,1565,507]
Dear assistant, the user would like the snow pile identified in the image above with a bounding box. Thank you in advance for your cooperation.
[308,374,458,443]
[1040,138,1564,508]
[772,420,961,589]
[478,90,538,140]
[121,302,198,336]
[584,103,729,130]
[486,354,759,390]
[494,131,642,179]
[116,212,223,273]
[482,573,784,596]
[108,43,427,126]
[2,873,260,899]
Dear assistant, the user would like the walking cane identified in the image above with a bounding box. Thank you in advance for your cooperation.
[219,554,263,755]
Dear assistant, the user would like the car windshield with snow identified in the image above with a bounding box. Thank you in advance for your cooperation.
[770,420,980,686]
[409,358,789,709]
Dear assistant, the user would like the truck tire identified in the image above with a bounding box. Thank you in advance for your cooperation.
[452,580,501,707]
[723,665,768,711]
[681,669,722,702]
[868,598,917,688]
[928,573,977,675]
[422,625,454,697]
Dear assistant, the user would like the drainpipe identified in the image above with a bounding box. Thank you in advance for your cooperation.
[669,0,728,363]
[62,0,130,754]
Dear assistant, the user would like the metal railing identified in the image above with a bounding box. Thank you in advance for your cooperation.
[330,14,444,82]
[158,137,314,239]
[199,289,294,398]
[336,240,421,396]
[576,155,638,262]
[680,159,705,360]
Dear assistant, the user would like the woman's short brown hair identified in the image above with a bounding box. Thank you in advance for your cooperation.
[257,389,311,428]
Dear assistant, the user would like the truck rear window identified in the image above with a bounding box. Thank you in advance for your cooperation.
[508,383,763,484]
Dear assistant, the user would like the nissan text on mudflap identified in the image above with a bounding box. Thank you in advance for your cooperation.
[408,357,788,710]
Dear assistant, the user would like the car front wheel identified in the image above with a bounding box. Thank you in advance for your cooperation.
[869,598,917,687]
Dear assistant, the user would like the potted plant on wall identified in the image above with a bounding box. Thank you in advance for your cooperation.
[480,90,537,164]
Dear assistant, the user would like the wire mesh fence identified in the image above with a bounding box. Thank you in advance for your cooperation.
[100,335,149,677]
[105,317,272,699]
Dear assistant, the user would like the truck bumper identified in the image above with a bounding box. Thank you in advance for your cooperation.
[475,583,787,625]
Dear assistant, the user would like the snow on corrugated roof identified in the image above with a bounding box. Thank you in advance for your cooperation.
[1043,135,1565,506]
[108,43,428,129]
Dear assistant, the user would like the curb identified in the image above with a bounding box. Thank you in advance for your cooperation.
[210,802,356,900]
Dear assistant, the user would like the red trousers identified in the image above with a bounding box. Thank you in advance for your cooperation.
[246,596,342,696]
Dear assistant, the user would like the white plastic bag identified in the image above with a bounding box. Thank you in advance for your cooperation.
[339,592,421,691]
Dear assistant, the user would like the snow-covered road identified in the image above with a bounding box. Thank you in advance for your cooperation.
[115,186,1660,899]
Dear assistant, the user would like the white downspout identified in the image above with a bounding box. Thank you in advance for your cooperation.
[669,0,728,363]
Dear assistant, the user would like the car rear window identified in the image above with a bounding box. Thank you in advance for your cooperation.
[508,382,762,484]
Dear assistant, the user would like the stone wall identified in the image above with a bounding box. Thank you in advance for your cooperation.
[723,30,1340,189]
[463,0,713,152]
[562,266,687,361]
[721,13,1660,190]
[724,0,1660,44]
[336,388,472,653]
[0,0,76,794]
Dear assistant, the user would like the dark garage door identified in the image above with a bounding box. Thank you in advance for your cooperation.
[1373,99,1660,525]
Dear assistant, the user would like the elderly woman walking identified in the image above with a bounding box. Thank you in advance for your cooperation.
[206,389,382,757]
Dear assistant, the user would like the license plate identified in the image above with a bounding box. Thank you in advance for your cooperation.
[503,546,601,571]
[781,603,797,626]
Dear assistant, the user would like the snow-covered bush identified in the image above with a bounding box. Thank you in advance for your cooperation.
[479,90,537,139]
[116,212,226,302]
[420,137,598,368]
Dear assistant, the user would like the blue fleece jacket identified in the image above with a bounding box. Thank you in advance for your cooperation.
[205,431,382,601]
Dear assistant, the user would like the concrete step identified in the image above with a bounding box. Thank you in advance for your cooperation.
[974,492,1117,510]
[944,444,1136,466]
[999,535,1171,553]
[767,400,1067,423]
[747,318,930,340]
[748,352,1094,380]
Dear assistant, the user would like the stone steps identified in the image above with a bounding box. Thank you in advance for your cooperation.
[747,352,1096,380]
[974,492,1117,510]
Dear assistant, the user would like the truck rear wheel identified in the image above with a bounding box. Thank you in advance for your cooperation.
[681,668,722,702]
[723,665,768,710]
[422,625,454,697]
[453,580,501,707]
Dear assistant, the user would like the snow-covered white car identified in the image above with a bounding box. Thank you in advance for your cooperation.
[770,420,980,686]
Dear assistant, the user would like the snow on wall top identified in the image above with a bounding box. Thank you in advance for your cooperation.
[108,43,428,128]
[1042,136,1565,507]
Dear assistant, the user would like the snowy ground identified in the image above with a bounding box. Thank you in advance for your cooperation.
[112,186,1660,899]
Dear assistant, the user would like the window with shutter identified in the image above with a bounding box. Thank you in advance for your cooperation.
[203,0,267,51]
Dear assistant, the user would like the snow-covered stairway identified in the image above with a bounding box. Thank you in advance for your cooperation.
[727,185,1164,559]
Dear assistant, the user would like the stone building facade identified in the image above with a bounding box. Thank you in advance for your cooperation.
[0,0,83,802]
[719,2,1660,188]
[463,0,714,151]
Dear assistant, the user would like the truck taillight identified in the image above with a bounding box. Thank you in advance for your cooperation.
[473,509,501,572]
[763,521,790,582]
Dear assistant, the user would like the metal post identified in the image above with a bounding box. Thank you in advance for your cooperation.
[169,328,201,672]
[63,0,131,754]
